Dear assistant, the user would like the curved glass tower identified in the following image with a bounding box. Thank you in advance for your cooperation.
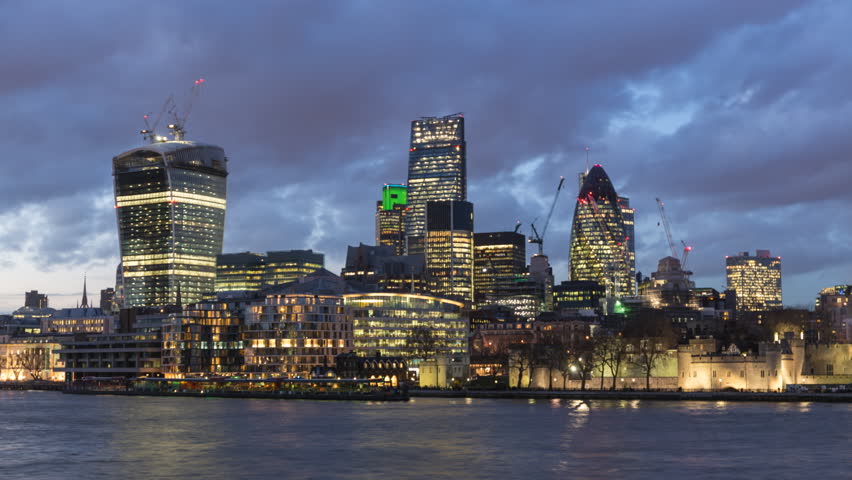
[569,165,635,298]
[113,141,228,307]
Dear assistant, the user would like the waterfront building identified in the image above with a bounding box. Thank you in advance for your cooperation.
[216,252,266,292]
[553,280,605,311]
[0,337,64,381]
[405,114,466,254]
[42,307,113,335]
[24,290,48,309]
[725,250,782,312]
[340,244,427,293]
[261,250,324,286]
[332,352,408,385]
[113,141,228,307]
[375,184,408,256]
[243,291,352,379]
[344,292,468,366]
[473,232,526,306]
[55,333,163,381]
[161,298,248,376]
[425,200,474,302]
[569,165,635,298]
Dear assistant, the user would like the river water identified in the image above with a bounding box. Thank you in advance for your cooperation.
[0,391,848,479]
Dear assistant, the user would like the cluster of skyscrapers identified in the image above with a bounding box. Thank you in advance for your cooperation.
[0,108,814,387]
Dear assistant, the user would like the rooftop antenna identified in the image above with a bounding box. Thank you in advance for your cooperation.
[585,146,590,174]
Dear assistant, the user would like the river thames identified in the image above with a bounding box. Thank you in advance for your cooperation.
[0,390,849,479]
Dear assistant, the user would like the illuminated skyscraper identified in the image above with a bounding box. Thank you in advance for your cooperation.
[426,200,474,302]
[473,232,526,306]
[726,250,782,312]
[569,165,634,298]
[113,141,228,307]
[375,184,408,256]
[406,114,466,254]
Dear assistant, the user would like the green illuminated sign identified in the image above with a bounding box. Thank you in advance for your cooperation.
[382,184,408,210]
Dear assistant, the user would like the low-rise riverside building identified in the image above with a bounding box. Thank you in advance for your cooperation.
[0,336,64,381]
[54,333,163,381]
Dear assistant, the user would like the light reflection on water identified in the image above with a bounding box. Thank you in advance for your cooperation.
[0,391,849,479]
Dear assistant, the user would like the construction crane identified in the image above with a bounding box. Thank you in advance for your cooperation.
[167,78,205,141]
[528,176,565,256]
[140,96,172,144]
[513,220,522,233]
[656,197,693,271]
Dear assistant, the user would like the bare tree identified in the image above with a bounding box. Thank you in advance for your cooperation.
[574,338,599,391]
[509,343,534,389]
[631,338,666,390]
[597,336,627,390]
[537,330,568,391]
[15,348,48,381]
[407,326,439,360]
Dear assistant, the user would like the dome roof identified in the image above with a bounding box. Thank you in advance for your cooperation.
[578,165,619,205]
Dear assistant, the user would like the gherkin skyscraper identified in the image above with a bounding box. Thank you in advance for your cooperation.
[569,165,635,298]
[113,141,228,307]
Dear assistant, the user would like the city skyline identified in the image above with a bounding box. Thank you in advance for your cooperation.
[2,1,851,311]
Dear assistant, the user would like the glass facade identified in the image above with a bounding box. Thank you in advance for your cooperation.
[569,165,634,297]
[216,252,266,292]
[726,250,782,312]
[161,300,245,376]
[344,293,468,364]
[406,114,466,253]
[261,250,324,286]
[553,280,605,310]
[113,141,228,307]
[426,200,474,302]
[376,201,407,256]
[473,232,527,306]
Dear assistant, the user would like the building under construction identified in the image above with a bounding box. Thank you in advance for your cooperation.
[568,164,635,299]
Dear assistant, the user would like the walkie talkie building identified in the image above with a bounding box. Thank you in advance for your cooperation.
[113,141,228,307]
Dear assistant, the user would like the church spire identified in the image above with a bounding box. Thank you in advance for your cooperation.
[81,274,89,309]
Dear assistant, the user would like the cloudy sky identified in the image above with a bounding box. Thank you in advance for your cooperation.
[1,0,849,312]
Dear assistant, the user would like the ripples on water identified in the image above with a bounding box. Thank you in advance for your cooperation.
[0,391,848,479]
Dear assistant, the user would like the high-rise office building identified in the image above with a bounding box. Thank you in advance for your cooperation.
[99,288,116,314]
[406,114,466,255]
[725,250,782,312]
[216,252,266,292]
[473,232,526,305]
[215,250,325,292]
[375,184,408,256]
[569,165,634,298]
[262,250,324,286]
[618,196,636,284]
[425,200,474,302]
[113,141,228,307]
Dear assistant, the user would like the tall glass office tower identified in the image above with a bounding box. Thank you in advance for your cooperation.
[406,114,466,255]
[113,141,228,307]
[569,165,635,298]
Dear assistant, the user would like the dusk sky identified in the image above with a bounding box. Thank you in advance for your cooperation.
[1,0,849,312]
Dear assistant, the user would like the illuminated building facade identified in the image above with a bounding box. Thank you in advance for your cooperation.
[815,285,852,342]
[569,165,634,298]
[243,293,352,378]
[725,250,782,312]
[375,184,408,256]
[216,252,266,292]
[344,293,468,365]
[553,280,605,311]
[113,141,228,307]
[161,299,246,376]
[406,114,466,254]
[473,232,526,306]
[261,250,324,286]
[425,200,474,302]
